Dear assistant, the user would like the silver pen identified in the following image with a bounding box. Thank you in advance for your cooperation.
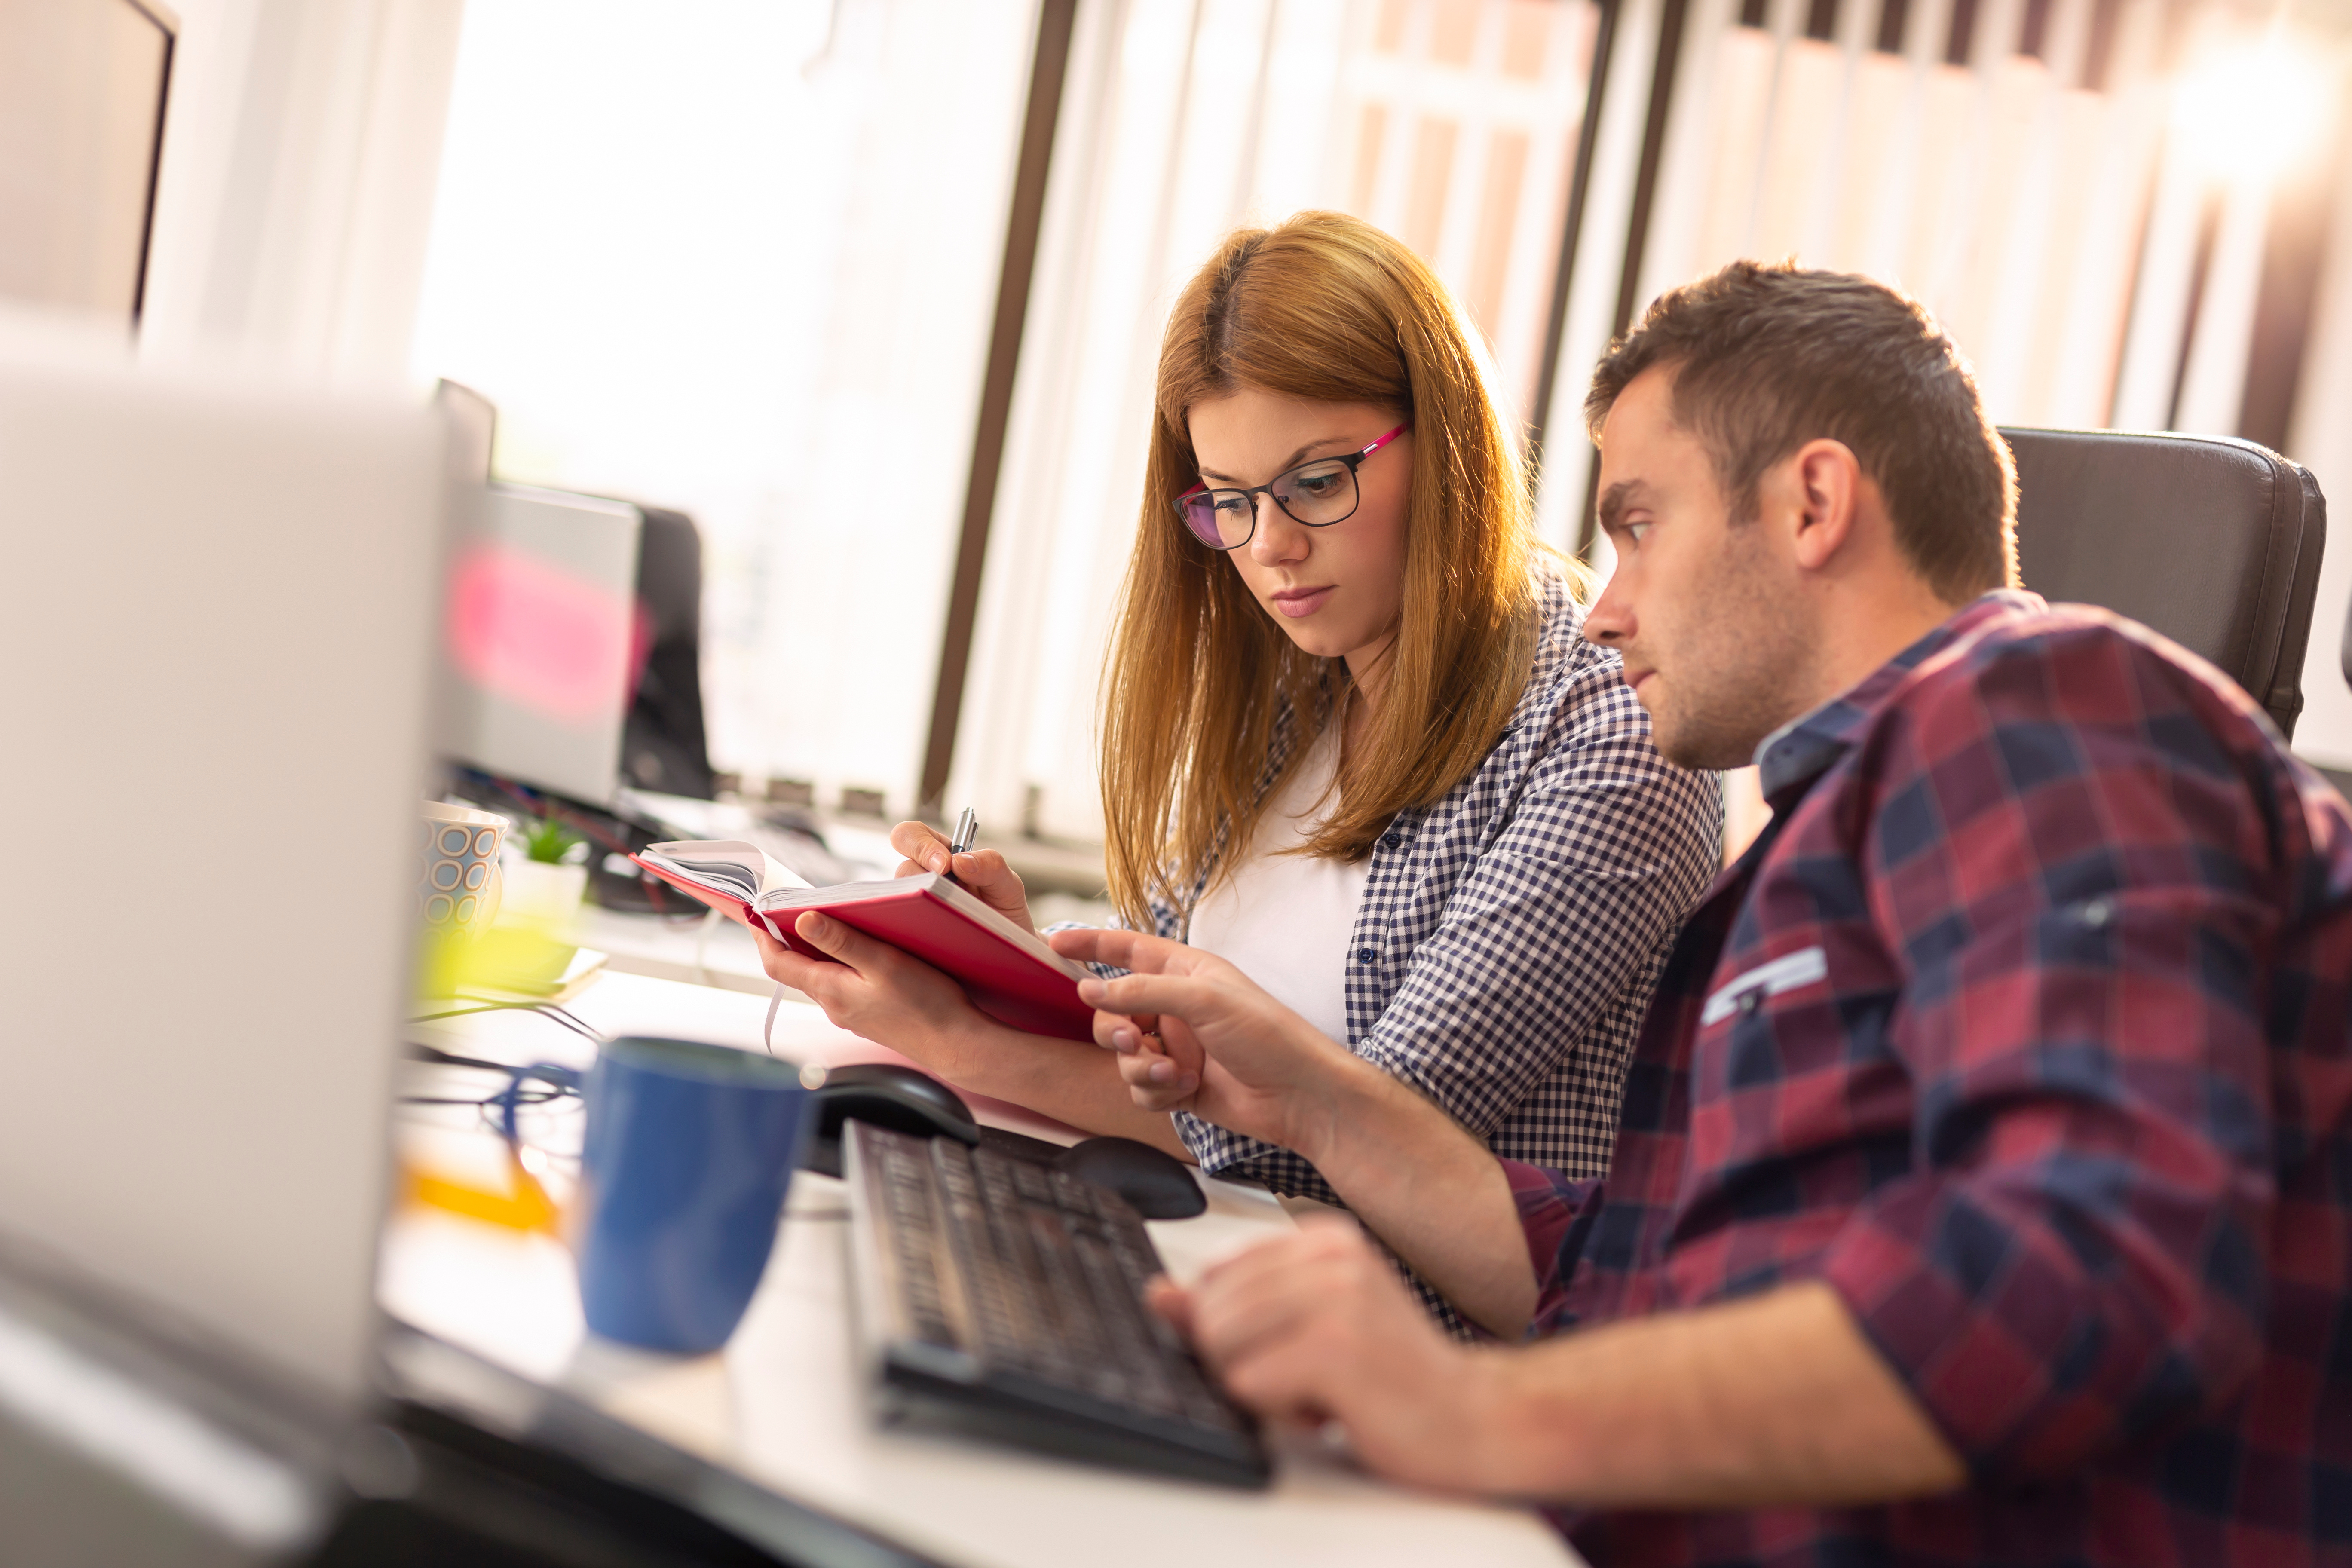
[946,807,978,886]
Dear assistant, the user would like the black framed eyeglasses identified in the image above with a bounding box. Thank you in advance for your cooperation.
[1172,423,1409,551]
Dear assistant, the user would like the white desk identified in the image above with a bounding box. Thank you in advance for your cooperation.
[568,902,776,995]
[385,970,1579,1568]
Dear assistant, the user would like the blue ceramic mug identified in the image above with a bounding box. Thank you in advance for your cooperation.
[576,1037,814,1353]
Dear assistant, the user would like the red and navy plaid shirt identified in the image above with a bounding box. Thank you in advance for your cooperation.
[1505,591,2352,1566]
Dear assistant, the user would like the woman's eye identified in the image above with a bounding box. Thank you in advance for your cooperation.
[1625,521,1652,546]
[1289,467,1345,498]
[1212,493,1251,515]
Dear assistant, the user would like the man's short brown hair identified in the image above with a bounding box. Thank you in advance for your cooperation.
[1586,261,2018,602]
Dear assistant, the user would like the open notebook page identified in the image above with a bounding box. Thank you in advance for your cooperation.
[640,839,811,904]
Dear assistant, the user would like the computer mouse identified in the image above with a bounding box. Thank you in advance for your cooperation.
[800,1063,979,1178]
[1056,1137,1207,1220]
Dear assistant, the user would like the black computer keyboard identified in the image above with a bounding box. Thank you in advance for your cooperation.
[841,1121,1270,1488]
[972,1122,1071,1167]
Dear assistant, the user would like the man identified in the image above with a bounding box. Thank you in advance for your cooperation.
[1052,262,2352,1565]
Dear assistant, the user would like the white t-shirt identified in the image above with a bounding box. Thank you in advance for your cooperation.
[1185,724,1371,1046]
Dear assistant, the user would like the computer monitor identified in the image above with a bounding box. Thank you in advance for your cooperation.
[619,505,717,800]
[0,322,447,1406]
[436,377,496,487]
[435,375,643,808]
[436,483,644,809]
[429,380,714,810]
[0,0,175,324]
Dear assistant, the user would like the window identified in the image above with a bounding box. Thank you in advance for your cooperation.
[409,0,1037,813]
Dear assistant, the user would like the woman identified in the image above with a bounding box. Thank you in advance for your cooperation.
[756,211,1719,1210]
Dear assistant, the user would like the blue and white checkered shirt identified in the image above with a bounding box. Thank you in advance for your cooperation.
[1111,572,1723,1204]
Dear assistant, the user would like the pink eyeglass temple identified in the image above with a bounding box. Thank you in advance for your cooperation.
[1176,422,1410,502]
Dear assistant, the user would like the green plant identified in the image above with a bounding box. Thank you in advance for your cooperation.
[522,815,583,865]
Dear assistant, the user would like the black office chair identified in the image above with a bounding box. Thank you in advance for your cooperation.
[2003,427,2328,741]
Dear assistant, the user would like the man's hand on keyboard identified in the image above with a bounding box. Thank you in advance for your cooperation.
[1054,927,1372,1160]
[1149,1218,1505,1491]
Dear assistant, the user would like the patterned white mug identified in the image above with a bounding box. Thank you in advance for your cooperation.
[420,802,508,936]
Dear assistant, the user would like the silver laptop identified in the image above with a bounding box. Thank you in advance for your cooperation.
[0,324,925,1568]
[0,320,447,1407]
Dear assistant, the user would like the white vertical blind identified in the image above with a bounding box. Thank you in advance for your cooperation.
[1562,0,2352,850]
[1623,0,2180,435]
[140,0,468,381]
[1534,0,1665,554]
[2284,64,2352,769]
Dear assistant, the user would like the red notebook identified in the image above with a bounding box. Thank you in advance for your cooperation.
[631,840,1097,1043]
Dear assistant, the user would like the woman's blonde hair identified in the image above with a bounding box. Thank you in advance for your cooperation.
[1099,211,1574,928]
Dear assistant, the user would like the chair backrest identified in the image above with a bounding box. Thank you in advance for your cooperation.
[2003,427,2327,740]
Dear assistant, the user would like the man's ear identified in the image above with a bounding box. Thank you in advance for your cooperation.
[1786,439,1862,573]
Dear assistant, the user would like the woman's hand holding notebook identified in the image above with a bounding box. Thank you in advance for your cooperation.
[631,841,1097,1043]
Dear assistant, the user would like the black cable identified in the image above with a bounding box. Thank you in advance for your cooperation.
[536,1001,601,1038]
[456,770,709,922]
[408,1002,584,1038]
[403,1089,567,1108]
[408,1043,521,1074]
[406,1044,582,1088]
[401,1040,585,1155]
[473,1100,580,1150]
[408,1000,606,1044]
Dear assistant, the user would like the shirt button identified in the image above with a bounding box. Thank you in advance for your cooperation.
[1356,947,1377,965]
[2080,897,2114,928]
[1739,989,1764,1014]
[1381,831,1403,849]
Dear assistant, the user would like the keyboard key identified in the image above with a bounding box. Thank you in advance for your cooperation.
[1010,1160,1054,1206]
[1047,1170,1099,1215]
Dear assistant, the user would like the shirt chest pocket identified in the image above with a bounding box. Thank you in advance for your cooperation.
[1700,946,1829,1027]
